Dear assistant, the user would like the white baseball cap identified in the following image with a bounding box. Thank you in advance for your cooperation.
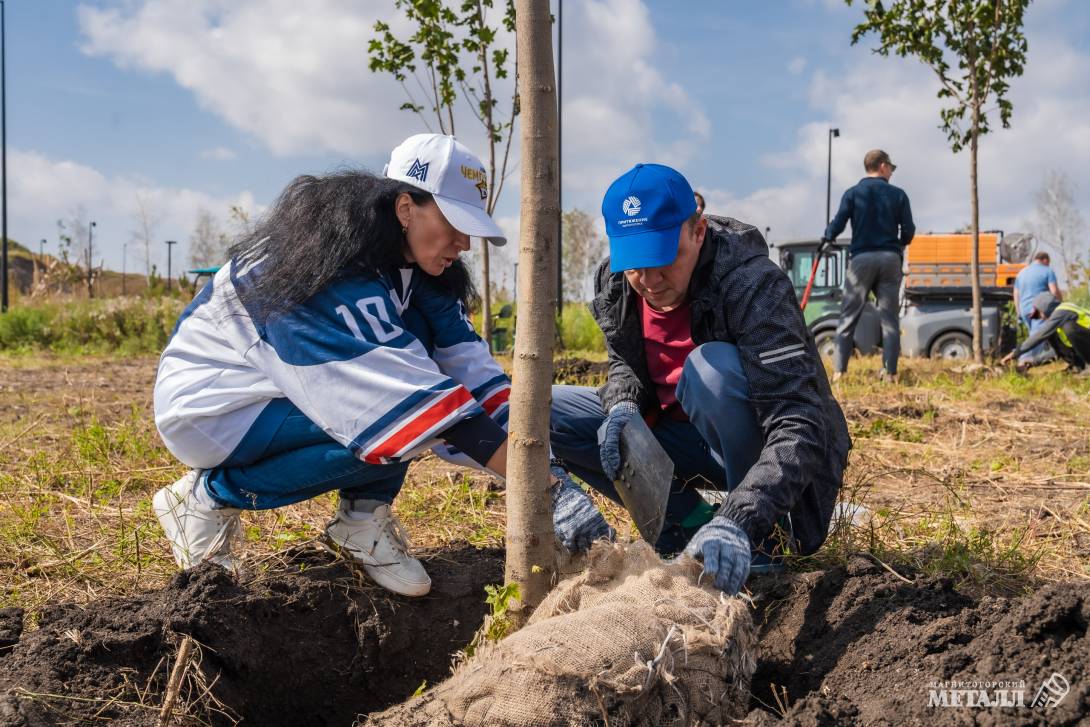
[384,133,507,246]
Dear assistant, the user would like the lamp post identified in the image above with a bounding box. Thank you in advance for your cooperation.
[556,0,563,318]
[122,242,127,296]
[826,127,840,226]
[88,221,96,297]
[1,1,8,313]
[165,240,177,292]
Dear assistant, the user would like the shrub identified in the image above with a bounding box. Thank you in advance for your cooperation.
[0,298,187,354]
[558,304,604,352]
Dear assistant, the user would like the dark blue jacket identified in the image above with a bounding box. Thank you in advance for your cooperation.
[824,176,915,258]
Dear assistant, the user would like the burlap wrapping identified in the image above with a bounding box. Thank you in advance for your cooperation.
[363,541,756,727]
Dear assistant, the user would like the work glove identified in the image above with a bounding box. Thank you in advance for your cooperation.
[683,516,752,595]
[550,465,615,553]
[598,401,640,482]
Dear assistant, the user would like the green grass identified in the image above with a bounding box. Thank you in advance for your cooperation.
[853,417,924,442]
[0,298,186,354]
[558,304,604,351]
[471,301,606,353]
[812,481,1046,596]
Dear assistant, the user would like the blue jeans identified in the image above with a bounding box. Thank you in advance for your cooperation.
[1018,314,1050,363]
[203,398,409,510]
[550,342,783,560]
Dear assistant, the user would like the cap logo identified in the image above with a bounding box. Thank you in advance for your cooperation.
[461,165,488,200]
[622,196,642,216]
[406,158,430,182]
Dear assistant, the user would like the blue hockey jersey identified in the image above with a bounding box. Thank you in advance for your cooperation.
[154,256,510,470]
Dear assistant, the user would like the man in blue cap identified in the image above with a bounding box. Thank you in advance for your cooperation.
[550,163,851,595]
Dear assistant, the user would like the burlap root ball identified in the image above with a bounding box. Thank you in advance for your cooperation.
[363,540,756,727]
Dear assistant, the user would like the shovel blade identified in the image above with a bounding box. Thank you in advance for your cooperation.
[601,415,673,545]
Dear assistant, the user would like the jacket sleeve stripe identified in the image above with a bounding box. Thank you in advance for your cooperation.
[470,373,511,400]
[480,385,511,414]
[761,349,808,364]
[362,386,476,464]
[760,342,805,359]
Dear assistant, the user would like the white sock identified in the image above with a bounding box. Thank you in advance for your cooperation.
[343,498,385,520]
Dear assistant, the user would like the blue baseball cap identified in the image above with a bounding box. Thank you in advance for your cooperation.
[601,163,697,273]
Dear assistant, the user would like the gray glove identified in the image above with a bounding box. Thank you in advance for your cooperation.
[683,516,751,595]
[598,401,639,482]
[551,465,615,553]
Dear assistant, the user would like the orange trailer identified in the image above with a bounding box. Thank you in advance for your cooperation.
[904,231,1025,288]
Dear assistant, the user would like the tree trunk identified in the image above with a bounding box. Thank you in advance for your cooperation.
[969,101,984,363]
[505,0,560,614]
[969,120,983,363]
[478,0,494,353]
[481,245,493,351]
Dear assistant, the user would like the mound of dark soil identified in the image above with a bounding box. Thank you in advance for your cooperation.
[747,556,1089,726]
[0,544,502,727]
[2,548,1086,726]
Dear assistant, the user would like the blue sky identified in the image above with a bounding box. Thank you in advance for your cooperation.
[5,0,1089,286]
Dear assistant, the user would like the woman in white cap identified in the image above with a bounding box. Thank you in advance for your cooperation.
[152,134,611,596]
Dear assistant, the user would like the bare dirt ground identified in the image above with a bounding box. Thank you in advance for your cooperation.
[0,354,1088,725]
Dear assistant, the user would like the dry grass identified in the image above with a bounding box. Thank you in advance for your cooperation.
[0,351,1087,619]
[819,355,1090,592]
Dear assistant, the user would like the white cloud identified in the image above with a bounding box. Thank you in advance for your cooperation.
[200,146,237,160]
[560,0,711,206]
[68,0,1089,298]
[77,0,416,157]
[700,26,1090,259]
[9,149,259,273]
[75,0,711,269]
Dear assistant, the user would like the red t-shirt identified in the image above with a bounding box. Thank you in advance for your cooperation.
[641,298,697,412]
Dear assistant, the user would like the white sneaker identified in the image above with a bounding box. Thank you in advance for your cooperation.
[153,470,242,571]
[323,503,431,597]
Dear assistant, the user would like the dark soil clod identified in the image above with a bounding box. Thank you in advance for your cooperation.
[747,557,1090,726]
[0,545,502,727]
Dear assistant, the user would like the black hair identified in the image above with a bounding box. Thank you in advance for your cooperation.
[229,169,477,314]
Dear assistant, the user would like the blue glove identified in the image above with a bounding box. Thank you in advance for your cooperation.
[598,401,640,482]
[683,516,752,595]
[551,465,615,553]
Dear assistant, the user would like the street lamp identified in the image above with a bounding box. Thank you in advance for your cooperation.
[88,221,96,296]
[165,240,177,292]
[826,128,840,226]
[1,1,8,313]
[556,0,563,317]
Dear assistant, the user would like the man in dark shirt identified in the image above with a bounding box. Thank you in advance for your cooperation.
[823,149,915,380]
